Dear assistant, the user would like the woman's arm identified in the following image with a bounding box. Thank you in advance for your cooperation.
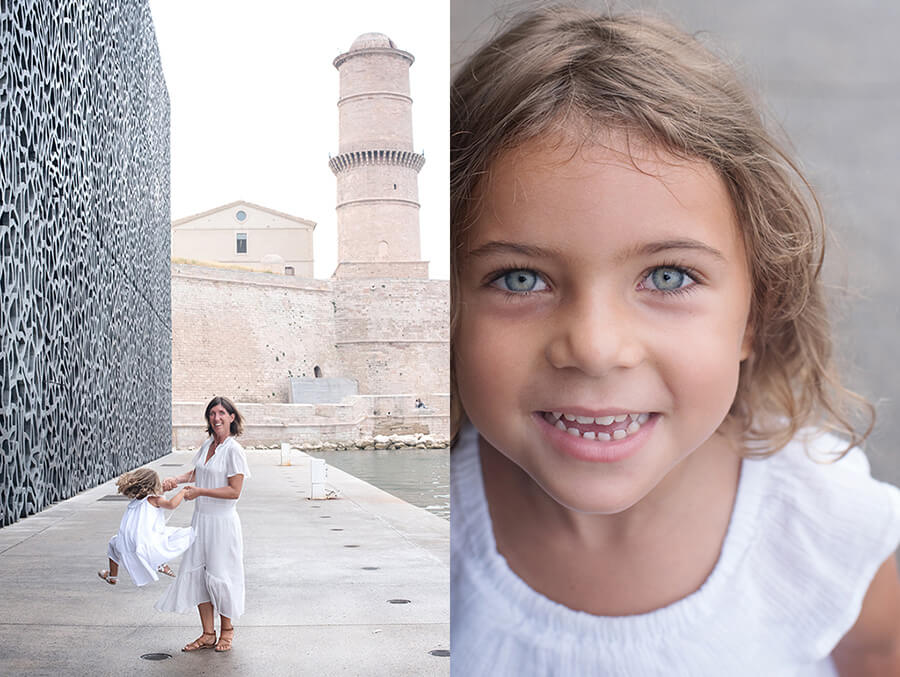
[832,554,900,676]
[148,488,186,510]
[184,474,244,501]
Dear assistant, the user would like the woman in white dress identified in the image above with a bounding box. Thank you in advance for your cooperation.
[155,396,251,652]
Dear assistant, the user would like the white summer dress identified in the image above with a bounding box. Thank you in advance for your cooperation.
[155,436,251,619]
[107,496,195,587]
[451,422,900,676]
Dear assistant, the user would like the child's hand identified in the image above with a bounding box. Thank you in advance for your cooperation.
[162,477,178,491]
[183,486,200,500]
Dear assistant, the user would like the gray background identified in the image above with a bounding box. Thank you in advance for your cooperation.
[452,0,900,486]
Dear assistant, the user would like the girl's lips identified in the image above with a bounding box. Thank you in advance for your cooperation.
[534,411,659,463]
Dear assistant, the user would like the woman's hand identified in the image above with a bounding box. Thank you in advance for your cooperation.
[162,477,178,491]
[183,486,202,500]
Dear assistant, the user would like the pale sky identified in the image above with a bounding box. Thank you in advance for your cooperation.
[147,0,449,280]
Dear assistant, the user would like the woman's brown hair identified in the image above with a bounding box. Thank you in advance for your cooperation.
[451,6,872,456]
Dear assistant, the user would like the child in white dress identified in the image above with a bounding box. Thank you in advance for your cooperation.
[451,7,900,676]
[97,468,194,586]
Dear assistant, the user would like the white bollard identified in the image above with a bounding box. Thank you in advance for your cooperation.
[309,458,327,499]
[280,442,291,466]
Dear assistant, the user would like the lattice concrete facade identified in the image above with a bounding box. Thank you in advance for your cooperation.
[0,1,171,526]
[329,33,427,279]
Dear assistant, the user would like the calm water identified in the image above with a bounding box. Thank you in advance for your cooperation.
[306,448,449,520]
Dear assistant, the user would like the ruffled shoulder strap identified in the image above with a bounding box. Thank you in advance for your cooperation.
[743,430,900,662]
[223,437,252,479]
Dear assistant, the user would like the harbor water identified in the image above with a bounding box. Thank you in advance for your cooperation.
[306,448,449,520]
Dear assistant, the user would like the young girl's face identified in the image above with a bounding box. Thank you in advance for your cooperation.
[455,133,753,514]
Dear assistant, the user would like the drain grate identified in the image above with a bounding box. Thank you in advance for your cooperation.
[361,566,379,570]
[388,599,411,604]
[98,495,130,501]
[429,649,450,657]
[331,528,344,531]
[140,653,171,661]
[320,515,332,518]
[344,544,360,548]
[160,463,181,467]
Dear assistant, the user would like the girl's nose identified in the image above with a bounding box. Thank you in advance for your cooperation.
[545,296,645,376]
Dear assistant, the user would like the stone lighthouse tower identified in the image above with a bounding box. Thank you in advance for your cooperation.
[328,33,427,279]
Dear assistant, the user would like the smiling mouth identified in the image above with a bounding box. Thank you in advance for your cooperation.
[542,411,652,440]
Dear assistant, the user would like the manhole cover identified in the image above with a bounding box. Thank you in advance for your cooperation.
[140,653,172,661]
[429,649,450,657]
[387,599,411,604]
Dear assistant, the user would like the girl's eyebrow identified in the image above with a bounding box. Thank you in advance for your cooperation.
[466,241,562,259]
[625,238,728,263]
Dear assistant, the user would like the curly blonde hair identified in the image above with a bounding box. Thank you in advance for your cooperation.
[116,468,162,499]
[450,6,873,456]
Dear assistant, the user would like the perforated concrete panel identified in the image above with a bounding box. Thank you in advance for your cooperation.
[0,0,170,526]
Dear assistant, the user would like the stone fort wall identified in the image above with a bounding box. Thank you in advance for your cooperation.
[172,264,449,446]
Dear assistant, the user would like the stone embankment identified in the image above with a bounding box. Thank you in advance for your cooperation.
[177,433,451,453]
[290,433,449,451]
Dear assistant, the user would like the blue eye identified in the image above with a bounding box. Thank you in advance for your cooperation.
[644,266,695,292]
[493,269,548,293]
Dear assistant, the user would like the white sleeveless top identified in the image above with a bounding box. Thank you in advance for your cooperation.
[451,423,900,676]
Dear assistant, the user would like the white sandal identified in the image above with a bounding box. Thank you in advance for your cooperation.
[157,564,176,577]
[97,569,118,585]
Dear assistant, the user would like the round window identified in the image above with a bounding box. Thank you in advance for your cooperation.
[236,210,247,222]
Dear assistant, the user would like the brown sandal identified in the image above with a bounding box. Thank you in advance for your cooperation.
[182,632,217,652]
[215,627,234,652]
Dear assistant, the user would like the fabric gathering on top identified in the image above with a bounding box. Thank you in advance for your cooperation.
[450,423,900,677]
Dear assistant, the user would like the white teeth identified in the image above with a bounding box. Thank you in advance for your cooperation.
[548,410,653,441]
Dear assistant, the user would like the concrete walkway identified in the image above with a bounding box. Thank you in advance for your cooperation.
[0,449,450,676]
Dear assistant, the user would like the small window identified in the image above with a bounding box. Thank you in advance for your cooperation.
[236,232,247,254]
[236,210,247,222]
